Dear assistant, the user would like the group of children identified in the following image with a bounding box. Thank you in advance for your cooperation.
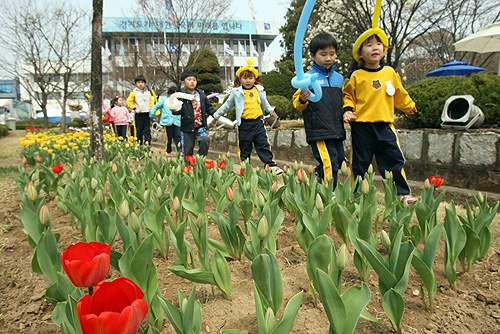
[106,23,418,203]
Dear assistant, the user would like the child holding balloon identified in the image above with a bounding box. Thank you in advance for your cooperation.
[292,33,346,191]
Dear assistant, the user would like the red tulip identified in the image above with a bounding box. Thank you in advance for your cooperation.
[77,277,148,334]
[205,160,215,169]
[240,169,244,176]
[218,161,227,170]
[61,242,111,288]
[265,164,270,172]
[36,155,42,163]
[186,155,196,166]
[52,164,64,174]
[183,165,192,174]
[428,176,443,188]
[22,156,27,165]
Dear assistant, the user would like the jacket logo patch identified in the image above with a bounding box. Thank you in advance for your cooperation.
[371,79,382,90]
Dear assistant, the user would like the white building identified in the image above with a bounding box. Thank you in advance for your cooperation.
[22,17,281,115]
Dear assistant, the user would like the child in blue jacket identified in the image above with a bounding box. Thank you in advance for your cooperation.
[150,86,181,157]
[214,59,283,174]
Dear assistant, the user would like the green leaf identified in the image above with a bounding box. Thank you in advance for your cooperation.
[356,238,397,290]
[212,250,232,299]
[306,235,334,293]
[251,250,283,315]
[332,204,352,244]
[315,269,346,334]
[169,265,216,285]
[271,290,303,334]
[382,289,405,331]
[37,229,62,284]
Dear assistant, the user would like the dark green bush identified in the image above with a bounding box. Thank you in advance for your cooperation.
[261,71,296,99]
[0,124,8,137]
[402,72,500,128]
[267,95,298,120]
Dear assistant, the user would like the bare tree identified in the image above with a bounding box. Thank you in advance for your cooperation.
[134,0,232,87]
[42,5,91,132]
[90,0,105,161]
[0,1,90,130]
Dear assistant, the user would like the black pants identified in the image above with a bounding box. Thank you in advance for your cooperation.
[164,125,181,153]
[115,125,128,141]
[237,118,276,167]
[181,127,210,159]
[135,113,152,146]
[350,122,410,195]
[310,139,345,188]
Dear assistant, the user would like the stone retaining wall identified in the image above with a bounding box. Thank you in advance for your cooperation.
[153,127,500,192]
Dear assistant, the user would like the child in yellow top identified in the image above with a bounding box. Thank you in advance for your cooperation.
[127,75,154,146]
[214,59,282,174]
[343,29,418,204]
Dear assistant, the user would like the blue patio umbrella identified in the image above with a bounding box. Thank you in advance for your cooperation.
[426,61,486,77]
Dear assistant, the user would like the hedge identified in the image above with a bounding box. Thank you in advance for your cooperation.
[401,72,500,128]
[0,124,8,137]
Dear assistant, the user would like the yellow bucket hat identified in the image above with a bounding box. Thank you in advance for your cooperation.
[236,58,259,78]
[352,0,389,63]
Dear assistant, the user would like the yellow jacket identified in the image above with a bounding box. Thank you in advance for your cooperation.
[342,65,415,123]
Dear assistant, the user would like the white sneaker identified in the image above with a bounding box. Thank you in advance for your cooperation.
[331,192,336,200]
[269,166,283,175]
[400,195,417,204]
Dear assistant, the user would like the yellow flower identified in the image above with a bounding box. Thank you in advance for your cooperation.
[125,143,130,148]
[62,145,68,150]
[73,145,79,150]
[118,136,123,141]
[54,144,61,150]
[47,149,53,154]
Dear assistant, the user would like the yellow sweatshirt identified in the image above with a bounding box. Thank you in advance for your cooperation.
[342,65,415,123]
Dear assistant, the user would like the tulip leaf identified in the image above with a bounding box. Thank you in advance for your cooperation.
[306,235,335,293]
[271,290,303,334]
[382,289,405,331]
[20,205,44,247]
[356,238,397,290]
[169,265,217,285]
[131,234,155,290]
[315,269,346,333]
[94,210,117,246]
[251,250,283,315]
[212,250,232,299]
[182,198,200,216]
[239,199,254,224]
[332,205,352,244]
[159,297,183,334]
[37,229,62,284]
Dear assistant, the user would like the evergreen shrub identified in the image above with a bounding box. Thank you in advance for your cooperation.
[402,72,500,128]
[0,124,8,137]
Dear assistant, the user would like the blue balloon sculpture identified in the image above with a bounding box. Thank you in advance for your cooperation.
[291,0,322,102]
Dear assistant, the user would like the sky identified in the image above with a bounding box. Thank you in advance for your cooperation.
[97,0,290,26]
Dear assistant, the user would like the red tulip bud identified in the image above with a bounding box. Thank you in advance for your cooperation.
[36,155,42,163]
[173,196,180,211]
[227,186,234,201]
[112,163,118,173]
[265,164,270,172]
[22,156,27,165]
[27,182,38,202]
[361,179,369,195]
[39,204,51,226]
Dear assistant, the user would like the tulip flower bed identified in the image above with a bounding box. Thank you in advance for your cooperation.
[1,129,500,334]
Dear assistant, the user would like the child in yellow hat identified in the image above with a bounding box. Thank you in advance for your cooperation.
[342,0,418,204]
[214,59,282,174]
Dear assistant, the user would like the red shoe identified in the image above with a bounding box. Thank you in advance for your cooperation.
[400,195,417,204]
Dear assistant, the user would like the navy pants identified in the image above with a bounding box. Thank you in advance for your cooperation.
[115,125,128,141]
[135,113,152,146]
[238,118,276,167]
[350,122,410,195]
[163,125,181,153]
[181,127,210,159]
[310,139,345,188]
